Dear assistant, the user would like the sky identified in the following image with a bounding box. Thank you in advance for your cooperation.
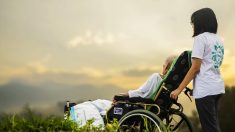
[0,0,235,115]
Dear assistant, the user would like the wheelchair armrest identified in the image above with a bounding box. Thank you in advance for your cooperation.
[114,94,130,101]
[114,95,155,104]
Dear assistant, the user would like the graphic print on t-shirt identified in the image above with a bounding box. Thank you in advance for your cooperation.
[211,42,224,69]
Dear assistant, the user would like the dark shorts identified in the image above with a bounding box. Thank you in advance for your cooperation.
[195,94,223,132]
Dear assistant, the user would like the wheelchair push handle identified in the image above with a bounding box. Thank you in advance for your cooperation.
[184,87,193,102]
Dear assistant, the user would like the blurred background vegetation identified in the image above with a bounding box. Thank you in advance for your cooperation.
[189,86,235,132]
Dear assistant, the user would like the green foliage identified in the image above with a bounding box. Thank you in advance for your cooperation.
[0,106,118,131]
[105,119,118,132]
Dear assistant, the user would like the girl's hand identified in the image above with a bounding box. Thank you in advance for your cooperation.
[170,88,181,100]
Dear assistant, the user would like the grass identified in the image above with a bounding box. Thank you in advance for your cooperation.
[0,114,119,132]
[0,105,192,132]
[0,106,118,132]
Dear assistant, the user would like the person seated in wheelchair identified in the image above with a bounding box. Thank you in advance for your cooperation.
[113,55,176,103]
[107,55,177,122]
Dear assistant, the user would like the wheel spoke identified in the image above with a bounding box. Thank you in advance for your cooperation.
[172,118,183,131]
[167,112,194,132]
[117,110,167,132]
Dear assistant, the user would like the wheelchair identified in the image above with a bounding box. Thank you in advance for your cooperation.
[106,51,194,132]
[65,51,194,132]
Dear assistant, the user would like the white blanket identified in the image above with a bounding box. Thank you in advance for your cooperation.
[70,99,112,127]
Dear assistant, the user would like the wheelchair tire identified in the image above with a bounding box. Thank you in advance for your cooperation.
[164,111,194,132]
[117,109,167,132]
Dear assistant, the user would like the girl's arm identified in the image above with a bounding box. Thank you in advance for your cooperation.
[170,58,202,99]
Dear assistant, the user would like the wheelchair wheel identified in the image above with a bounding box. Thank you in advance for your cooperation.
[163,111,194,132]
[117,109,167,132]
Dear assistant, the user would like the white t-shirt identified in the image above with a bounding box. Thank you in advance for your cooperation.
[192,32,225,99]
[128,73,162,98]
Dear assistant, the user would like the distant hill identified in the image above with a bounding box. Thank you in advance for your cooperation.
[0,79,126,114]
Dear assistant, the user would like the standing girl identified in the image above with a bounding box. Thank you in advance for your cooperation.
[170,8,225,132]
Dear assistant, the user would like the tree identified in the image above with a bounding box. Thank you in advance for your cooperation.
[189,86,235,132]
[219,86,235,132]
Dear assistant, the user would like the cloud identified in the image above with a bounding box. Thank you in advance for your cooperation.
[122,67,161,77]
[0,55,52,84]
[221,49,235,85]
[0,61,160,91]
[67,30,128,48]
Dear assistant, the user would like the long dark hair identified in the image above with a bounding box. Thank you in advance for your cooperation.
[191,8,218,37]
